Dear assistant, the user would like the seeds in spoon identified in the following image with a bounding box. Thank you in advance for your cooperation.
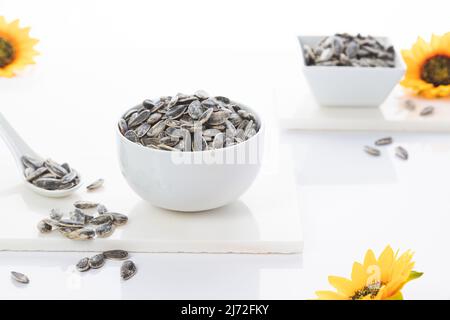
[364,146,380,156]
[21,156,80,191]
[11,271,29,284]
[86,178,104,191]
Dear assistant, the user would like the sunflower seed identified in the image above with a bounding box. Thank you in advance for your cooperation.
[128,109,151,127]
[76,257,90,272]
[95,223,115,238]
[97,204,108,214]
[86,178,104,191]
[25,167,48,182]
[364,146,381,156]
[395,146,409,160]
[375,137,393,146]
[404,100,416,111]
[61,170,78,184]
[50,208,63,220]
[67,227,96,240]
[420,106,434,116]
[120,260,137,280]
[124,130,138,142]
[103,250,129,261]
[90,214,113,225]
[21,155,44,169]
[74,200,99,209]
[37,220,53,233]
[109,213,129,226]
[11,271,29,284]
[89,254,105,269]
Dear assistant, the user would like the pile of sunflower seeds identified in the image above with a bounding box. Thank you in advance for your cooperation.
[37,201,128,240]
[303,33,396,67]
[364,136,409,160]
[119,90,260,151]
[76,250,137,281]
[21,156,80,191]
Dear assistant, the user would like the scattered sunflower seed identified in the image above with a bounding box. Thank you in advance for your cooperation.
[395,146,409,160]
[375,137,393,146]
[37,202,128,240]
[120,260,137,281]
[420,106,434,116]
[37,220,53,233]
[11,271,29,284]
[88,254,105,269]
[404,100,416,111]
[76,257,91,272]
[103,250,129,261]
[74,200,99,209]
[86,178,104,191]
[364,146,381,156]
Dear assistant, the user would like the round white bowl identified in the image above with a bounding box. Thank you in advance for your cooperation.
[116,103,264,212]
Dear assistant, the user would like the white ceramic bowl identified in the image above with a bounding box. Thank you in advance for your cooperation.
[116,103,264,212]
[298,35,405,107]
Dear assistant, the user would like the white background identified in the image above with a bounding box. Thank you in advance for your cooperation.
[1,0,450,299]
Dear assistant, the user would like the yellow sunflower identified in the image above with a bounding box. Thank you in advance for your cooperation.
[401,33,450,98]
[0,16,39,78]
[316,246,423,300]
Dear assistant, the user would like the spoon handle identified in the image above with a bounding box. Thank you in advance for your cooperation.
[0,112,40,171]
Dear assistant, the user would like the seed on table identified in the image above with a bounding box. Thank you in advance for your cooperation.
[120,260,137,280]
[420,106,434,116]
[364,146,381,156]
[404,100,416,111]
[395,146,409,160]
[95,223,115,238]
[74,200,99,209]
[11,271,29,284]
[375,137,393,146]
[86,178,104,191]
[109,212,128,226]
[90,214,113,225]
[103,250,129,261]
[37,220,53,233]
[76,257,91,272]
[97,204,108,214]
[88,254,105,269]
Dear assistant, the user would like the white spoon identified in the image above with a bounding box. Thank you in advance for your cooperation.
[0,112,82,198]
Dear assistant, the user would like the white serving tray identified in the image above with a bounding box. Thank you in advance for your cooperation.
[279,86,450,132]
[0,144,302,254]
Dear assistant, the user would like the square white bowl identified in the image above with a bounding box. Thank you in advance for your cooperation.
[298,35,405,107]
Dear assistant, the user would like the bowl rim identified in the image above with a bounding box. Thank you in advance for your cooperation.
[297,34,406,70]
[116,99,264,155]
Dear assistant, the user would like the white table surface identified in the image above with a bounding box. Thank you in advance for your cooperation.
[1,0,449,299]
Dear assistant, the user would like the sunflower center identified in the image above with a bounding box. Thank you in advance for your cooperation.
[421,55,450,86]
[0,37,15,68]
[351,281,382,300]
